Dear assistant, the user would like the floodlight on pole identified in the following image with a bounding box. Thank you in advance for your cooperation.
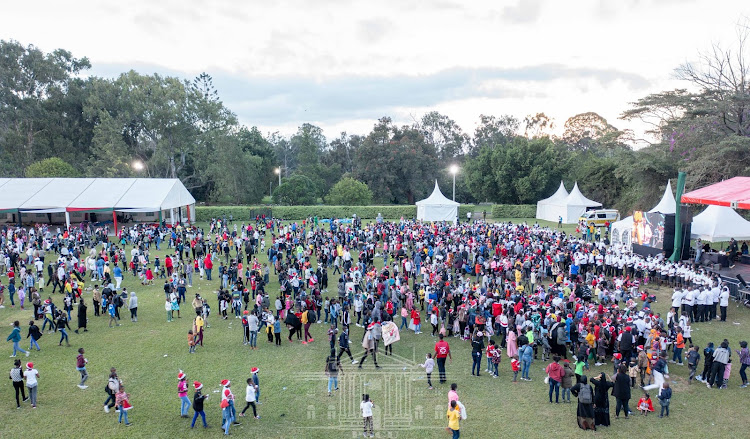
[449,164,459,201]
[275,167,281,186]
[132,160,145,172]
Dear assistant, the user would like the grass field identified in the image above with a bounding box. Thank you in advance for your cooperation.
[1,219,748,439]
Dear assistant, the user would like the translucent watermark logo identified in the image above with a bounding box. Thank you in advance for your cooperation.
[297,347,444,437]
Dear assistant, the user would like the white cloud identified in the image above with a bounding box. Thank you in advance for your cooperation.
[1,0,748,141]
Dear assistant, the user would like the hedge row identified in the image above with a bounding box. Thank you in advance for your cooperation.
[491,204,536,218]
[196,204,479,222]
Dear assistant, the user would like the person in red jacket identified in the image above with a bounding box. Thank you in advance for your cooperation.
[411,308,421,334]
[434,334,452,384]
[204,255,213,281]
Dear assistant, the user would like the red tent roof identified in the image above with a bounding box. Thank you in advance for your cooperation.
[681,177,750,209]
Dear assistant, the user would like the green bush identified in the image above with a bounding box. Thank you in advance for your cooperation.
[196,204,479,222]
[491,204,536,218]
[195,206,253,222]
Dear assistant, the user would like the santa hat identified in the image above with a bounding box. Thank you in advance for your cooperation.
[178,370,186,380]
[637,345,644,351]
[194,381,203,390]
[251,367,259,374]
[613,353,622,360]
[566,314,572,318]
[221,379,230,387]
[26,362,34,369]
[243,310,249,315]
[626,317,633,323]
[625,326,631,331]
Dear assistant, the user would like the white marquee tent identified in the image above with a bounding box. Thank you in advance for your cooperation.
[690,205,750,242]
[416,181,459,223]
[0,178,196,229]
[560,182,602,224]
[611,181,676,247]
[535,181,568,222]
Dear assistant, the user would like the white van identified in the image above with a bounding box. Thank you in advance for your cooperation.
[579,209,620,227]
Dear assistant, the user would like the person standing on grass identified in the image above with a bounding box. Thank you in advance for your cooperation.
[446,399,460,439]
[103,368,120,413]
[75,298,87,333]
[362,394,374,438]
[128,292,138,322]
[10,359,27,408]
[178,370,191,418]
[613,364,632,419]
[240,377,259,419]
[191,381,209,429]
[26,320,42,352]
[435,334,452,384]
[109,299,120,327]
[115,384,132,426]
[419,353,435,389]
[8,320,30,358]
[57,311,71,346]
[76,348,88,389]
[325,349,340,396]
[23,361,39,408]
[545,355,564,403]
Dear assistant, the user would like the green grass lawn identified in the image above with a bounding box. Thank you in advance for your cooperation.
[1,220,748,438]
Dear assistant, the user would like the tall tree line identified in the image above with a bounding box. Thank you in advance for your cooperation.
[2,25,749,211]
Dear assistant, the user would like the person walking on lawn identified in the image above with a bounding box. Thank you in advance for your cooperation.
[435,334,452,384]
[7,321,30,358]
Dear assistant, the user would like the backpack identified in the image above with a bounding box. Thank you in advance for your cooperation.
[578,384,593,404]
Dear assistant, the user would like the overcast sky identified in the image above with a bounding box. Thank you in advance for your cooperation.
[2,0,748,141]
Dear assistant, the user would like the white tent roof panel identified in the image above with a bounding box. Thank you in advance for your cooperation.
[690,205,750,242]
[68,178,138,210]
[0,178,54,211]
[0,178,194,213]
[416,181,459,207]
[648,180,676,215]
[20,178,97,212]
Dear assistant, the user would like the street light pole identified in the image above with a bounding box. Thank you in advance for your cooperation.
[449,164,459,201]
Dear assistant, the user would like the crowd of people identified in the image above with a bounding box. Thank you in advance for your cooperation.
[3,216,750,436]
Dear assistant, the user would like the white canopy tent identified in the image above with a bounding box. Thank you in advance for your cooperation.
[535,181,568,222]
[690,205,750,242]
[416,181,459,223]
[560,182,602,224]
[611,181,676,247]
[0,178,196,229]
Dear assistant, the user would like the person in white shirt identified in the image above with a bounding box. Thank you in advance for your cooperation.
[671,289,684,313]
[361,394,374,437]
[719,285,730,322]
[24,362,39,408]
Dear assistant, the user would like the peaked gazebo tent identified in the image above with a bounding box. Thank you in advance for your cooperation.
[560,182,602,224]
[416,181,459,223]
[0,178,196,229]
[535,181,569,222]
[690,205,750,242]
[611,180,676,246]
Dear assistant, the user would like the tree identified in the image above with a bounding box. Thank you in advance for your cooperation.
[0,40,91,172]
[355,117,438,204]
[622,22,750,190]
[25,157,78,177]
[273,174,317,205]
[464,137,567,204]
[417,111,470,160]
[523,112,555,138]
[325,177,373,205]
[472,114,520,153]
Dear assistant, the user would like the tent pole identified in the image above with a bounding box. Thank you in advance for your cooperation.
[669,172,687,262]
[113,210,118,237]
[170,208,174,226]
[65,211,71,231]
